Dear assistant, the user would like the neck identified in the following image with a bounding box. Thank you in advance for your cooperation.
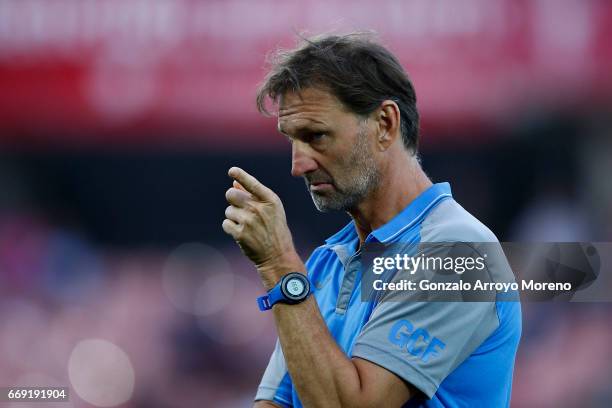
[348,153,432,245]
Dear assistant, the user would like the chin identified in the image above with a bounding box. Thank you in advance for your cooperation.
[312,200,331,213]
[311,195,333,213]
[311,195,349,213]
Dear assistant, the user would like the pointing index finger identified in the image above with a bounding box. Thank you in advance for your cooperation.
[228,167,272,200]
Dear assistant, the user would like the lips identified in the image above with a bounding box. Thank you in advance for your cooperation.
[309,182,333,192]
[305,172,334,192]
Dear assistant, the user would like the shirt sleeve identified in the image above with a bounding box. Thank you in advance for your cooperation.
[351,243,502,398]
[254,339,293,407]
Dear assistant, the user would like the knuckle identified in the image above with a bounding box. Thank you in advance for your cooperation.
[235,227,244,240]
[253,202,267,215]
[245,202,258,214]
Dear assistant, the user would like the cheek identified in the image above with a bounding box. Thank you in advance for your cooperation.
[321,126,366,179]
[328,150,360,186]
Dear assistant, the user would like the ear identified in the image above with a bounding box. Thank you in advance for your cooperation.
[374,100,401,151]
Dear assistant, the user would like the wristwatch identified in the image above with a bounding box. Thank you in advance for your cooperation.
[257,272,311,311]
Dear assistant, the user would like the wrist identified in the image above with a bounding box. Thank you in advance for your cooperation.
[258,251,304,290]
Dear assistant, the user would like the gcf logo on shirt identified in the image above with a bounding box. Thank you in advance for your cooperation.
[388,319,446,362]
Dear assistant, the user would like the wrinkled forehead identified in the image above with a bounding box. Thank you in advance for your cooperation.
[277,87,353,134]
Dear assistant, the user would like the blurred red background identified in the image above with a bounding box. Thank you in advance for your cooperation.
[1,1,612,407]
[1,0,611,147]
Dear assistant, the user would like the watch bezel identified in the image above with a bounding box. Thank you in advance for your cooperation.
[280,272,310,303]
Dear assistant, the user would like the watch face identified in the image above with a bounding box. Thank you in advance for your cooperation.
[286,278,305,297]
[281,273,310,302]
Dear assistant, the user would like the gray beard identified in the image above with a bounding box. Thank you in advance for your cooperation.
[308,129,380,212]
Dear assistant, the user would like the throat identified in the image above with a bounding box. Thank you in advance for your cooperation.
[348,160,432,243]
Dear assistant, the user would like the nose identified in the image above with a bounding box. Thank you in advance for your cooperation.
[291,141,318,177]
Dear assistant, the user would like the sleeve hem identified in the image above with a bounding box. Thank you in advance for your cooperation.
[255,386,292,407]
[352,342,439,399]
[254,397,292,408]
[253,399,291,408]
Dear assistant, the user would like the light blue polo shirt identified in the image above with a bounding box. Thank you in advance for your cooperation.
[255,183,522,407]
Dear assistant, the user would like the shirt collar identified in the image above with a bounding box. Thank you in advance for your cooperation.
[324,182,452,245]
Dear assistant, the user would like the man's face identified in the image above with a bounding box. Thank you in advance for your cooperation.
[278,87,380,212]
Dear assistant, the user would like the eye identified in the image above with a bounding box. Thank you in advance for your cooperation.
[307,133,325,143]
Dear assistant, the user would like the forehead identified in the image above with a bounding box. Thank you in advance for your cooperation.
[277,87,350,134]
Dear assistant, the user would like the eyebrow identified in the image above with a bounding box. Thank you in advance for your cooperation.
[278,121,328,138]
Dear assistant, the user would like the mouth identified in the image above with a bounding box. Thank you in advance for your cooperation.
[309,182,334,192]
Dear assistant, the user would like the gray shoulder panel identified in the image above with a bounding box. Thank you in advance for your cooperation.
[420,198,498,243]
[420,198,516,286]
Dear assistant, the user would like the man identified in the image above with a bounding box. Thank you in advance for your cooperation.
[222,33,521,407]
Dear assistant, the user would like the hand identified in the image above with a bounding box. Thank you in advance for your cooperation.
[222,167,303,289]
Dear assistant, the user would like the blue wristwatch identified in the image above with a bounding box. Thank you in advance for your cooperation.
[257,272,311,311]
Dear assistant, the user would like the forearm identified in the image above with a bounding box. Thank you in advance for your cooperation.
[272,292,364,407]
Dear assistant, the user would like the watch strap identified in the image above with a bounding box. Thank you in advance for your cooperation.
[257,283,284,311]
